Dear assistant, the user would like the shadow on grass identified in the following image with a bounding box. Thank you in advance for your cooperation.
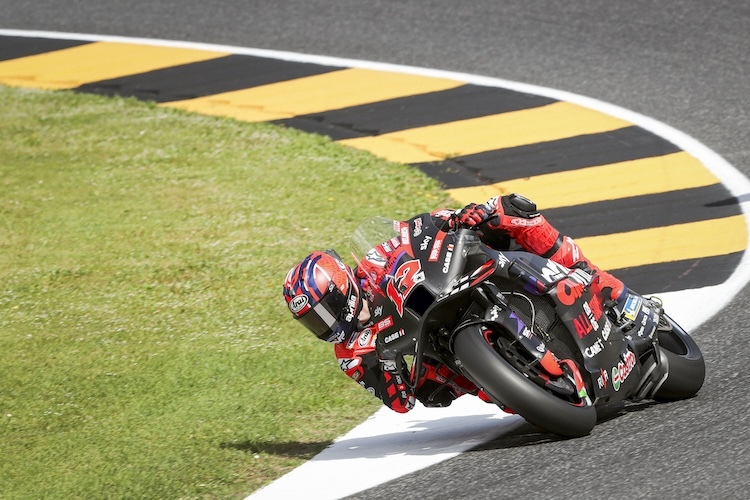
[220,440,331,460]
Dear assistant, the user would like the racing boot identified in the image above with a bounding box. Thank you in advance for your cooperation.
[491,195,626,304]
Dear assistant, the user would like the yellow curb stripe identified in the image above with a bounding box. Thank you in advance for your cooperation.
[337,101,633,163]
[446,151,719,208]
[161,68,464,122]
[577,215,747,271]
[0,42,229,90]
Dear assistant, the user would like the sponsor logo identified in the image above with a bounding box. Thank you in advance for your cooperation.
[338,357,361,371]
[496,252,510,268]
[342,294,357,323]
[584,300,601,328]
[597,368,609,389]
[556,270,594,306]
[419,235,432,251]
[358,328,373,347]
[584,337,605,358]
[521,327,534,340]
[400,224,410,246]
[376,316,394,332]
[366,247,387,266]
[429,233,445,262]
[413,217,423,237]
[612,350,637,391]
[289,294,309,314]
[442,244,454,273]
[373,305,384,317]
[384,329,405,343]
[574,294,604,339]
[601,319,611,341]
[541,260,570,284]
[557,279,584,306]
[573,312,595,339]
[510,217,544,227]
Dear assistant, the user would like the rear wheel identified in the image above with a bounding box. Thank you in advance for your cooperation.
[654,314,705,400]
[453,325,597,438]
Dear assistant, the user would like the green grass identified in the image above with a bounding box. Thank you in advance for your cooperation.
[0,86,453,498]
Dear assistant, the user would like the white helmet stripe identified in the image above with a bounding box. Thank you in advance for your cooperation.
[312,301,338,330]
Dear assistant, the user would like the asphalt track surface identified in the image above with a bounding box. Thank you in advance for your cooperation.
[3,2,750,499]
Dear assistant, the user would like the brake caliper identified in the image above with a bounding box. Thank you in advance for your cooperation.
[558,358,591,403]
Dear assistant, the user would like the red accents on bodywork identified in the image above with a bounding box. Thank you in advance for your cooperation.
[540,350,564,377]
[559,358,588,397]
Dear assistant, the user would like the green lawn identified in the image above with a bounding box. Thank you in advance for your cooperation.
[0,86,453,498]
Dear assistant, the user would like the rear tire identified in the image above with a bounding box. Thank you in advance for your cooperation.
[653,314,705,400]
[453,325,597,438]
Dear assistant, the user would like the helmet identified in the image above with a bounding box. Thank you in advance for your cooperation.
[283,250,362,343]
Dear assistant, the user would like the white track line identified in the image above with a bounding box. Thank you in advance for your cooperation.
[248,398,523,500]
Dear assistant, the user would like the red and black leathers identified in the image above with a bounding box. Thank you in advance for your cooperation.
[334,193,626,413]
[467,194,626,302]
[335,329,493,413]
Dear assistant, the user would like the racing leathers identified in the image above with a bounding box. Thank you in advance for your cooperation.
[334,193,626,413]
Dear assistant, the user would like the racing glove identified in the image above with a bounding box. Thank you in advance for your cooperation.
[456,202,494,228]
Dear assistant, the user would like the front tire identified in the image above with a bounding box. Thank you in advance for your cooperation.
[453,325,597,438]
[654,314,705,400]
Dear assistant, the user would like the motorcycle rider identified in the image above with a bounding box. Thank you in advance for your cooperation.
[282,194,626,413]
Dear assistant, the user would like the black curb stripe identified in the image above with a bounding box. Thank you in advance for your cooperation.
[546,184,741,239]
[75,54,342,102]
[414,126,682,188]
[0,35,91,62]
[272,84,556,141]
[613,252,742,293]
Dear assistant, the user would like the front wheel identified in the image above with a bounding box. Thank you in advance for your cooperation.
[453,325,597,438]
[654,314,705,400]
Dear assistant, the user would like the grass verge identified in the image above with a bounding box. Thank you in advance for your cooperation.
[0,85,453,498]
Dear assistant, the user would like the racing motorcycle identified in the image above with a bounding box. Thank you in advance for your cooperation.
[351,213,705,437]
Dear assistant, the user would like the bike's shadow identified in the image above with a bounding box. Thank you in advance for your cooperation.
[223,400,663,462]
[471,400,662,450]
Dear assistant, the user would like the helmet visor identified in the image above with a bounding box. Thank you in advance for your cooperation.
[296,285,350,342]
